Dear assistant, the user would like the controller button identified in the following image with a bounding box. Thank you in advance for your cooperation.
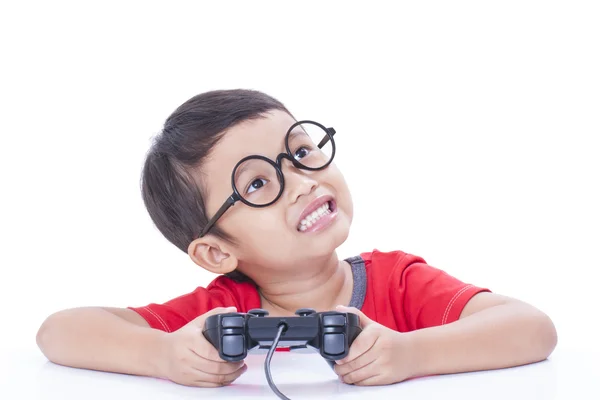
[222,335,245,357]
[323,333,346,355]
[222,316,244,328]
[323,315,346,327]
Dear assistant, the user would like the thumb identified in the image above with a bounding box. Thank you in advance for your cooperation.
[192,306,238,325]
[335,305,373,329]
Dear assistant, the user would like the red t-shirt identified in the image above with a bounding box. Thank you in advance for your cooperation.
[129,249,489,332]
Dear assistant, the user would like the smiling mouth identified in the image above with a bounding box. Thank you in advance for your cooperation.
[297,200,337,231]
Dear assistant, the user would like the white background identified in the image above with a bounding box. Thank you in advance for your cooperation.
[1,0,598,356]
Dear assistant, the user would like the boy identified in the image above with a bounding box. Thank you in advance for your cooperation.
[36,89,557,388]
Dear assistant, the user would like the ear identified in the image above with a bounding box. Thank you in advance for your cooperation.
[187,236,238,275]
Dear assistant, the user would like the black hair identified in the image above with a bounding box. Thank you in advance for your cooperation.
[141,89,291,282]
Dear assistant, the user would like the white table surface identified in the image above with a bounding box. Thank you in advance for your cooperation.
[1,346,598,399]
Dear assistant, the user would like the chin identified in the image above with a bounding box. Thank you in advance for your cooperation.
[306,215,352,257]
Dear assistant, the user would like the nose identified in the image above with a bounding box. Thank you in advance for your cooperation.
[280,159,318,203]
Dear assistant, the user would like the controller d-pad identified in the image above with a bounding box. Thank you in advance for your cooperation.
[222,316,244,328]
[323,333,345,355]
[222,335,245,357]
[323,315,345,327]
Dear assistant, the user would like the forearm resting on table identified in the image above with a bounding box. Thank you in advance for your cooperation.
[36,307,166,377]
[408,301,558,377]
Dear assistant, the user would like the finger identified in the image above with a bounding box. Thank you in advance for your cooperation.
[334,346,379,376]
[177,363,247,388]
[339,358,378,384]
[187,349,246,375]
[193,334,226,362]
[353,374,385,386]
[335,305,374,329]
[203,359,247,376]
[192,306,239,361]
[192,306,238,327]
[190,363,248,386]
[336,328,378,364]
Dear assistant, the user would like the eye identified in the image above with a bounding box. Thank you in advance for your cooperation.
[247,178,267,194]
[294,146,311,160]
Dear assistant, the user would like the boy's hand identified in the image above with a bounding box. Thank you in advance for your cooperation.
[158,307,248,387]
[333,305,416,386]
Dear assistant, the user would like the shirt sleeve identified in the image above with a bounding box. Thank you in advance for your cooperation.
[127,277,255,332]
[398,261,491,331]
[128,287,213,332]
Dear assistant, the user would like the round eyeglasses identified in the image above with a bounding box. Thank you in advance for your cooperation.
[197,120,336,238]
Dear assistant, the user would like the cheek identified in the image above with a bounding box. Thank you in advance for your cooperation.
[224,207,290,245]
[329,169,353,217]
[340,178,353,213]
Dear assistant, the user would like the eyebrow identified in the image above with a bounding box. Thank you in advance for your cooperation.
[287,127,309,143]
[234,162,252,182]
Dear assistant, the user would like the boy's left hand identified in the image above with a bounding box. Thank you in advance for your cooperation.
[333,305,416,386]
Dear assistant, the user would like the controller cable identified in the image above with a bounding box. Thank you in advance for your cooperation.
[265,323,291,399]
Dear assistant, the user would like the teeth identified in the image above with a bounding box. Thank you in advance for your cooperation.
[298,202,331,231]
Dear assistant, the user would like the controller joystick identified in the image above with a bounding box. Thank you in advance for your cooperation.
[294,308,316,316]
[248,308,269,317]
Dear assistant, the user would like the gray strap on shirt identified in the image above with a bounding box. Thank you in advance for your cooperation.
[344,255,367,310]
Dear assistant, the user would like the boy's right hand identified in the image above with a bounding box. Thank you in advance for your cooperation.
[158,306,247,387]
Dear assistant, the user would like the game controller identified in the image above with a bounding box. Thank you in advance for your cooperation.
[203,307,362,368]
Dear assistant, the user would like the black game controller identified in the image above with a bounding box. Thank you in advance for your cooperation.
[203,308,362,368]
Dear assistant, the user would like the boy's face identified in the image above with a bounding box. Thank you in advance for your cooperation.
[195,110,353,276]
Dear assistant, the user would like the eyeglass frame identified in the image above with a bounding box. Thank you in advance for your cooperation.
[196,120,337,238]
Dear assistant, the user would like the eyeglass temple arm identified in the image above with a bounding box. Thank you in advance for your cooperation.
[317,127,336,148]
[198,194,237,237]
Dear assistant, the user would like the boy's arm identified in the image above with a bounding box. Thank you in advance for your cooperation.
[409,292,557,376]
[36,307,167,377]
[334,293,557,385]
